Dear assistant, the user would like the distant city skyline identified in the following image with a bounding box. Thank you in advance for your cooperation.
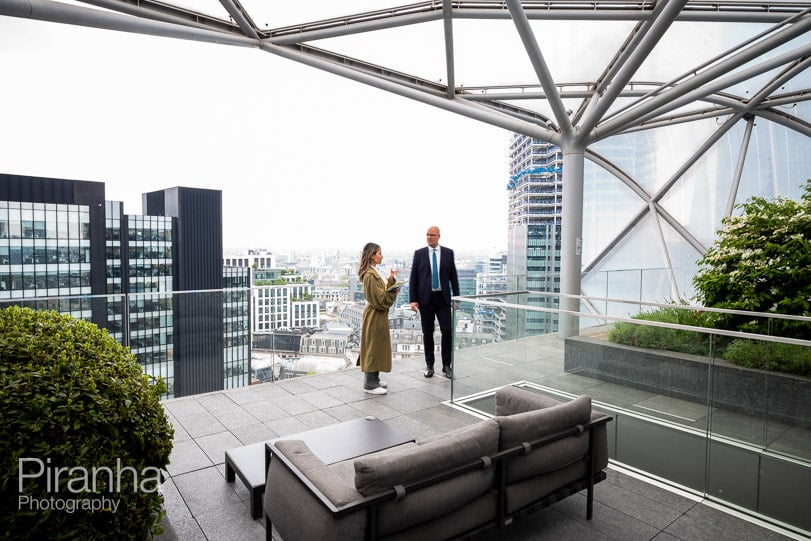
[1,16,511,254]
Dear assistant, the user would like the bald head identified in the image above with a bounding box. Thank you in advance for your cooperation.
[426,226,440,248]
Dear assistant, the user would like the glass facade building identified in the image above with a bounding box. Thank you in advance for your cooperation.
[507,135,563,335]
[0,175,250,398]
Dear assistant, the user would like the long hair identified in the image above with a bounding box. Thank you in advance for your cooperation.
[358,242,380,279]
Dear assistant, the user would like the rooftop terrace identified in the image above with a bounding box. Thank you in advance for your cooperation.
[157,336,801,541]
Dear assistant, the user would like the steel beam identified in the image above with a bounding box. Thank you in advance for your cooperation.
[578,0,687,139]
[218,0,259,39]
[726,116,755,217]
[558,140,586,337]
[595,15,811,138]
[1,0,257,47]
[505,0,573,136]
[443,0,456,99]
[258,41,560,144]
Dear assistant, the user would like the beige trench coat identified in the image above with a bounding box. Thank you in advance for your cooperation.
[357,268,398,373]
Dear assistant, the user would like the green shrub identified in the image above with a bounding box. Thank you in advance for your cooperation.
[0,306,174,540]
[607,306,716,356]
[693,180,811,339]
[722,339,811,376]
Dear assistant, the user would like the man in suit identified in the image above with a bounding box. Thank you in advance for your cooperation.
[409,225,460,378]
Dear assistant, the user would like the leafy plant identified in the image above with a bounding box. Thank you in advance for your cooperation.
[607,306,716,356]
[722,339,811,376]
[692,180,811,339]
[0,306,174,540]
[608,183,811,375]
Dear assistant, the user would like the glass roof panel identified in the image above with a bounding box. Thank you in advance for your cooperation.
[155,0,229,21]
[241,1,410,30]
[634,21,768,82]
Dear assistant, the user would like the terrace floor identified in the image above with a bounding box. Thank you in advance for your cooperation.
[156,337,803,541]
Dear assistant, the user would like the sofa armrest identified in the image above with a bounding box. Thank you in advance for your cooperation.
[264,440,368,541]
[268,440,362,509]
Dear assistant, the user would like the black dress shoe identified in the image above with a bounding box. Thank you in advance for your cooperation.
[442,366,453,379]
[423,368,434,378]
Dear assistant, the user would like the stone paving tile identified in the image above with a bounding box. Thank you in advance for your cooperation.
[417,404,480,434]
[163,397,208,418]
[212,406,261,430]
[273,378,319,395]
[320,403,367,422]
[471,504,612,541]
[229,422,280,446]
[301,372,356,389]
[561,484,683,532]
[155,514,207,541]
[195,504,265,541]
[294,409,342,429]
[166,439,214,476]
[166,414,191,443]
[345,397,401,420]
[196,391,241,414]
[382,388,449,415]
[175,410,227,439]
[384,414,440,441]
[195,430,244,465]
[273,394,319,416]
[222,384,277,406]
[158,356,802,541]
[241,400,291,423]
[171,466,244,517]
[264,415,310,437]
[295,389,345,410]
[321,383,371,403]
[664,502,794,541]
[556,495,662,541]
[603,468,697,513]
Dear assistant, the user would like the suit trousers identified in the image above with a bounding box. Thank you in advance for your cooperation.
[419,291,453,368]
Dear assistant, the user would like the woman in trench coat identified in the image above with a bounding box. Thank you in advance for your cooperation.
[356,242,400,395]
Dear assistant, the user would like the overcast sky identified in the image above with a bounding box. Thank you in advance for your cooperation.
[0,13,511,255]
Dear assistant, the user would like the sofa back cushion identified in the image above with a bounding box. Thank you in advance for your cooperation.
[496,394,592,450]
[495,385,566,416]
[495,394,594,483]
[354,419,499,496]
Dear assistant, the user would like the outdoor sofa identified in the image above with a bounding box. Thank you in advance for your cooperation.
[263,384,611,541]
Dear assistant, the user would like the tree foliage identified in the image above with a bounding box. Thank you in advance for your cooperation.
[0,306,174,540]
[692,180,811,338]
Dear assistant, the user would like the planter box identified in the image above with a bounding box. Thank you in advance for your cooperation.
[564,336,810,428]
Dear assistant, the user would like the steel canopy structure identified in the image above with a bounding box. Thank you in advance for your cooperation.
[3,0,810,334]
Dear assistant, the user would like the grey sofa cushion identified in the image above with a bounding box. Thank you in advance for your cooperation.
[272,439,362,506]
[495,393,593,484]
[375,468,495,536]
[504,461,587,513]
[495,385,565,416]
[381,491,497,541]
[496,393,592,450]
[354,419,499,496]
[265,440,366,541]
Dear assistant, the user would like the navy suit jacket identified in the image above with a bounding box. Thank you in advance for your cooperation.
[409,246,460,306]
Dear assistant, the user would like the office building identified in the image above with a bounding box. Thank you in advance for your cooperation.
[0,174,250,397]
[507,135,563,336]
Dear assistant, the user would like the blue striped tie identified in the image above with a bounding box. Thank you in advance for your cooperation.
[431,249,439,290]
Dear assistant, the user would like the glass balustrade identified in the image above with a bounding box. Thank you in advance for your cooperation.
[2,279,809,533]
[451,289,810,534]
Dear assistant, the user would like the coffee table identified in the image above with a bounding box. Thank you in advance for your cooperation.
[225,417,413,519]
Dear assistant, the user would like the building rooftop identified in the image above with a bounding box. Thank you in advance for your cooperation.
[157,340,798,541]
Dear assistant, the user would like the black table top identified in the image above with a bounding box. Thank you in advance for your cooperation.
[268,416,414,465]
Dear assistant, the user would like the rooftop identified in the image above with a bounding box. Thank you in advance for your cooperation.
[157,337,799,541]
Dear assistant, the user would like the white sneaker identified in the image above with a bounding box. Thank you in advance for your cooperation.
[364,386,387,395]
[379,381,388,388]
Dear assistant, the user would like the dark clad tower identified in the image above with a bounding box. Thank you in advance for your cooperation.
[144,187,224,397]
